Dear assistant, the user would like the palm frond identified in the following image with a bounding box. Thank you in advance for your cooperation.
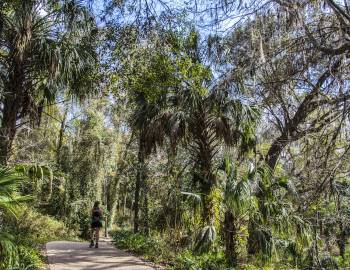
[0,232,17,269]
[181,191,202,205]
[0,168,31,217]
[194,225,217,253]
[223,157,253,216]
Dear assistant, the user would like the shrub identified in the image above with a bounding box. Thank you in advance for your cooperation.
[9,206,73,246]
[15,245,43,270]
[172,250,229,270]
[2,206,73,270]
[66,200,91,239]
[0,245,44,270]
[0,232,17,270]
[111,229,230,270]
[112,229,174,264]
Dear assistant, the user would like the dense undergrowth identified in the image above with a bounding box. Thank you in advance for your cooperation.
[1,206,74,270]
[112,228,350,270]
[111,229,230,270]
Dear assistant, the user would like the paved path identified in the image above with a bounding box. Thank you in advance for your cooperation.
[46,238,156,270]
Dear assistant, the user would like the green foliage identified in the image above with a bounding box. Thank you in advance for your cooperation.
[0,232,17,270]
[112,229,174,265]
[15,164,54,202]
[205,188,222,227]
[0,167,73,269]
[194,226,217,254]
[0,168,30,269]
[9,206,73,245]
[173,250,228,270]
[1,205,72,270]
[0,0,98,100]
[66,199,92,239]
[336,245,350,267]
[1,245,44,270]
[114,29,212,103]
[222,157,254,217]
[15,245,43,270]
[2,1,350,270]
[0,169,28,215]
[112,229,230,270]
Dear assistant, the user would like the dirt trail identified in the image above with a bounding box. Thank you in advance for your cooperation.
[46,238,156,270]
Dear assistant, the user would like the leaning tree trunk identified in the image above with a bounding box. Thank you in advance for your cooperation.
[265,134,288,170]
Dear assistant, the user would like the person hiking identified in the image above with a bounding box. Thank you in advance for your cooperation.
[90,201,103,248]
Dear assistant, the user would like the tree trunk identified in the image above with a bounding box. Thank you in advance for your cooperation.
[123,191,127,216]
[134,166,141,233]
[143,189,150,236]
[141,145,149,235]
[106,176,120,230]
[201,178,213,224]
[134,135,146,233]
[337,223,347,259]
[57,107,68,166]
[0,59,26,165]
[247,221,271,256]
[0,86,20,165]
[0,11,32,166]
[224,210,238,267]
[197,135,216,225]
[191,109,218,225]
[247,220,257,255]
[265,134,288,170]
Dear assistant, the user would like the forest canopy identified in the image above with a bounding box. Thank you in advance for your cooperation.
[1,0,350,269]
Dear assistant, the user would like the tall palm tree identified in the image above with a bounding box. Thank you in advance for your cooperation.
[117,29,258,234]
[0,0,97,165]
[148,84,258,226]
[143,30,258,228]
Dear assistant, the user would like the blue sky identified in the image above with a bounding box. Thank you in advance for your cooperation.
[87,0,240,35]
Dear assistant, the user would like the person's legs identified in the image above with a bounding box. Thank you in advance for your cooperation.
[95,228,100,248]
[90,227,95,247]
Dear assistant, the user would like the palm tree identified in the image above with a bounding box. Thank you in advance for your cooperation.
[142,31,258,232]
[117,29,257,234]
[148,84,258,227]
[0,0,97,165]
